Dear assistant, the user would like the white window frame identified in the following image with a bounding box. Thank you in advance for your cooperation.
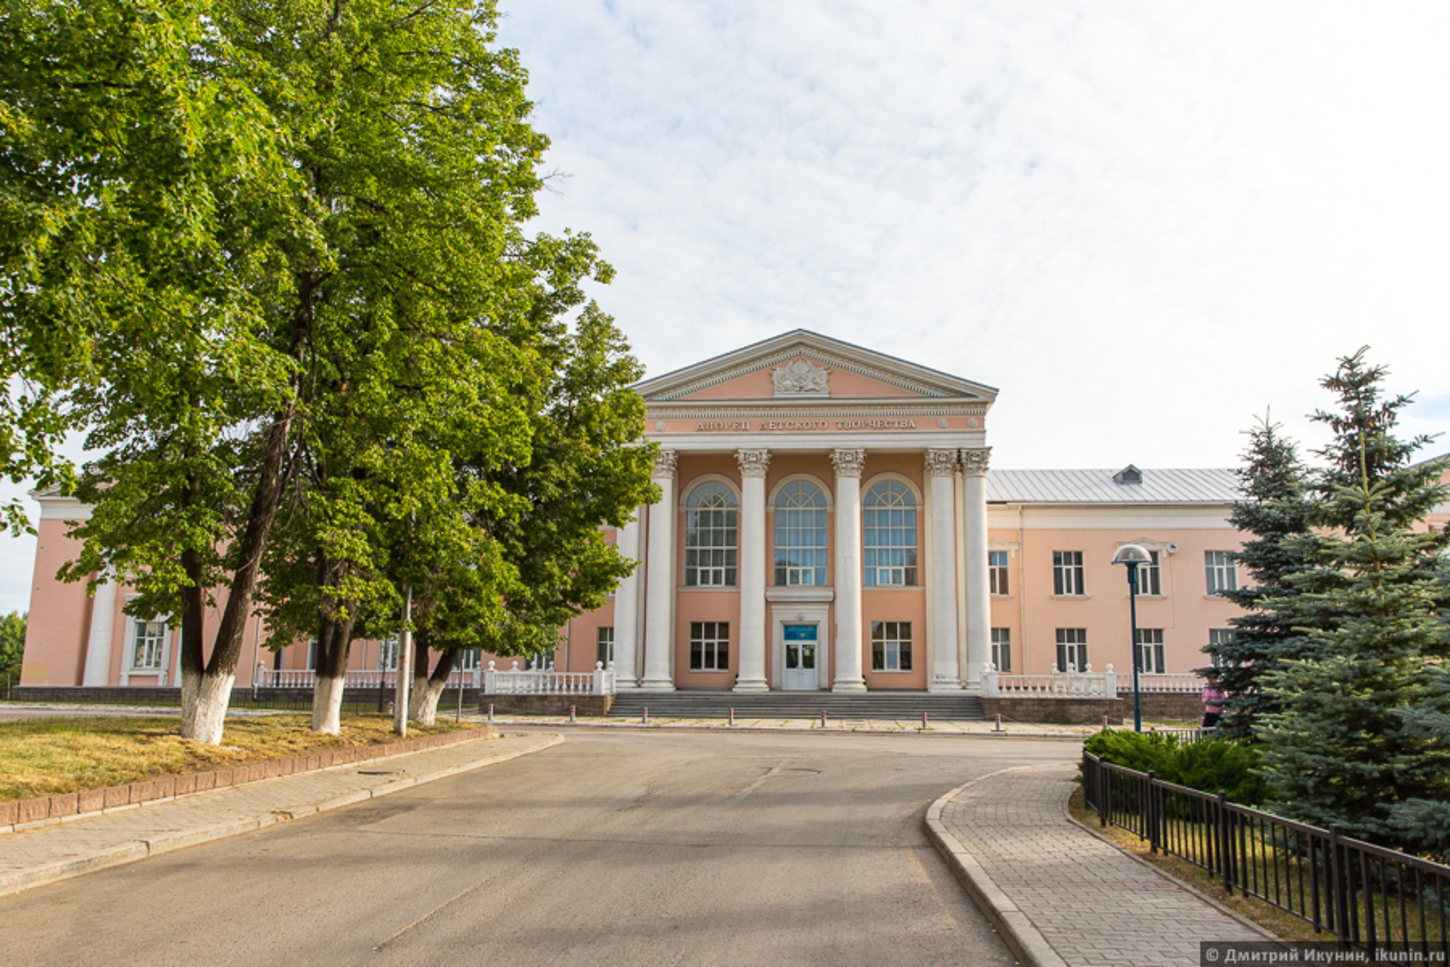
[377,637,399,671]
[990,627,1012,673]
[988,551,1010,595]
[1205,551,1238,595]
[1135,551,1161,596]
[863,479,918,587]
[596,626,615,667]
[870,621,913,672]
[773,480,829,587]
[689,621,729,672]
[684,481,739,587]
[130,618,168,671]
[1052,551,1085,596]
[1135,628,1166,674]
[457,648,482,671]
[1055,628,1087,672]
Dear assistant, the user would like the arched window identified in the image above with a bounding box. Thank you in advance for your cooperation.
[685,481,738,586]
[863,480,917,586]
[774,481,828,586]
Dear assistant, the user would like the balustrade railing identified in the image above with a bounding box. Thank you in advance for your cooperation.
[980,663,1118,699]
[1116,672,1206,693]
[253,667,482,690]
[482,661,616,696]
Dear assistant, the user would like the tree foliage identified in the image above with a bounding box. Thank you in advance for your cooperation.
[1259,348,1450,844]
[1206,415,1322,740]
[0,611,25,684]
[4,0,646,742]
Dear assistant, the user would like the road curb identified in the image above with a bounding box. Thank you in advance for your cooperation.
[0,732,563,899]
[923,764,1072,967]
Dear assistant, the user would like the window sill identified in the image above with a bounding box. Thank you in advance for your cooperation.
[678,586,739,592]
[1204,593,1234,601]
[1050,594,1091,601]
[869,669,915,674]
[990,593,1013,600]
[1131,594,1167,600]
[863,585,924,592]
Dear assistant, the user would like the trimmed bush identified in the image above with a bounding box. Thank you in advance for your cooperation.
[1084,730,1268,807]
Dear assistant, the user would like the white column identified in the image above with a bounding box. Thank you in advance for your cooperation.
[640,451,678,691]
[612,512,643,689]
[82,578,117,686]
[831,448,867,692]
[926,450,962,691]
[733,449,771,692]
[961,447,992,689]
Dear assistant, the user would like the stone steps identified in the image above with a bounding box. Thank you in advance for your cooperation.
[607,691,984,720]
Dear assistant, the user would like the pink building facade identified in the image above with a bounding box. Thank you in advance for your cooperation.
[27,332,1443,693]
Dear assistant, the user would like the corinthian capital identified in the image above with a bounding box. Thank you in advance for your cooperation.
[831,448,867,478]
[653,449,678,479]
[959,447,991,477]
[736,448,771,477]
[924,449,959,477]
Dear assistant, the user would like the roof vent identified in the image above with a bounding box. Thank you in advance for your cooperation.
[1113,465,1143,486]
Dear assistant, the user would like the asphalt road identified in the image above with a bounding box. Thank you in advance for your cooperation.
[3,729,1079,967]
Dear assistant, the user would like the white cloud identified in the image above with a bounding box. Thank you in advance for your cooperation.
[5,1,1447,612]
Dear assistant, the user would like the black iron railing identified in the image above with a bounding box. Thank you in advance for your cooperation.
[1082,750,1449,957]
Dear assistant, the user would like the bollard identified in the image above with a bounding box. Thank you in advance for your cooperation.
[1102,715,1109,729]
[921,711,929,731]
[993,713,1003,732]
[487,703,495,723]
[643,706,649,725]
[569,705,576,723]
[728,707,735,726]
[820,710,827,728]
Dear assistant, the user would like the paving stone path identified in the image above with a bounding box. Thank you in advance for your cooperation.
[935,763,1266,967]
[0,731,559,897]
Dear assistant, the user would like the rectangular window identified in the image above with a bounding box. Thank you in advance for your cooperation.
[689,621,729,671]
[458,648,482,671]
[1136,550,1161,595]
[378,637,399,671]
[1053,551,1085,596]
[1055,628,1087,673]
[1135,628,1166,674]
[596,627,615,667]
[988,551,1010,595]
[990,627,1012,673]
[132,619,167,669]
[306,638,317,670]
[1207,628,1235,666]
[871,621,913,672]
[1205,551,1238,595]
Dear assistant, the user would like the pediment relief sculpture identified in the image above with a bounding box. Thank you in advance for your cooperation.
[771,358,830,397]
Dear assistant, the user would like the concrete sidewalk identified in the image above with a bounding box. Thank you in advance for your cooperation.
[0,730,561,899]
[926,762,1272,967]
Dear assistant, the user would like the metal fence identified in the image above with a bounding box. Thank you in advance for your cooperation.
[1082,751,1449,957]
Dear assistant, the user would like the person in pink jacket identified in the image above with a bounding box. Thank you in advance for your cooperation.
[1201,685,1225,729]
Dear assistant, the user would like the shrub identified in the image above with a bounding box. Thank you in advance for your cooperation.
[1084,730,1268,807]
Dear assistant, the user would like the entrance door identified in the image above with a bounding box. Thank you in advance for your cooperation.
[782,624,819,691]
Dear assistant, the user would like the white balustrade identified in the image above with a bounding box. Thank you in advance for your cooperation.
[254,666,485,690]
[481,660,617,696]
[980,662,1118,699]
[1116,672,1206,693]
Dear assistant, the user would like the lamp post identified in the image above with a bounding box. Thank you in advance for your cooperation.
[1111,543,1152,733]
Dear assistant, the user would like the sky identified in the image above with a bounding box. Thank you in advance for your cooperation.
[3,1,1447,613]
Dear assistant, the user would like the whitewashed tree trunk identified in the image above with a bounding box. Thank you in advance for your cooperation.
[410,676,446,727]
[312,675,346,735]
[180,668,235,745]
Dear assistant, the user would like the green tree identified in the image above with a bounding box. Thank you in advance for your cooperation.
[1259,349,1450,844]
[406,307,658,725]
[1206,415,1322,740]
[8,0,597,744]
[0,611,25,686]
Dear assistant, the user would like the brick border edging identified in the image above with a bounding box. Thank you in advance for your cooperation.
[923,764,1074,967]
[0,726,493,835]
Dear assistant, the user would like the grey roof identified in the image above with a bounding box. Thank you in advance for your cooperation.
[987,468,1240,505]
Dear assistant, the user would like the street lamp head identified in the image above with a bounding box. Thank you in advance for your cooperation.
[1111,543,1153,567]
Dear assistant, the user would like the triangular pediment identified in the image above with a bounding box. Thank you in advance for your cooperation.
[634,330,998,403]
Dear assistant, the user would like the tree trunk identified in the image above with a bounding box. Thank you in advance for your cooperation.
[310,578,358,735]
[181,666,235,745]
[409,643,457,726]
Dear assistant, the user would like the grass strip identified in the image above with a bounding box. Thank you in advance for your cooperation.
[0,713,483,802]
